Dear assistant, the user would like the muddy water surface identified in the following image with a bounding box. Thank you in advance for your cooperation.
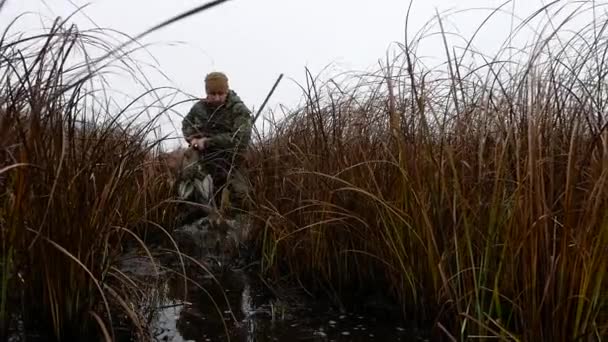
[119,251,430,342]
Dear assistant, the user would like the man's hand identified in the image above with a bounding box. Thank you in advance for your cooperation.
[189,137,210,151]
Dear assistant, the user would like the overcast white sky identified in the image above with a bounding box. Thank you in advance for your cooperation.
[0,0,599,147]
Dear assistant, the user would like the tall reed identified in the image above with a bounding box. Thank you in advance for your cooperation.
[0,16,180,340]
[246,2,608,340]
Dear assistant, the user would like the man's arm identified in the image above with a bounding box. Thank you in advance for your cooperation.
[181,101,207,142]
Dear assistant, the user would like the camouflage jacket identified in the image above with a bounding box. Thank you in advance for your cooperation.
[181,90,253,155]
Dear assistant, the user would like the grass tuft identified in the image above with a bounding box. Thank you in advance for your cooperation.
[246,2,608,340]
[0,13,181,341]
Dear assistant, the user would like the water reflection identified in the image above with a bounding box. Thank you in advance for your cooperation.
[148,264,428,342]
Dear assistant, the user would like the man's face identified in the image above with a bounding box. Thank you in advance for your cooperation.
[205,90,228,107]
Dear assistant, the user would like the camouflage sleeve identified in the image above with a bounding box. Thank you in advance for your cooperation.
[181,102,207,141]
[208,102,252,152]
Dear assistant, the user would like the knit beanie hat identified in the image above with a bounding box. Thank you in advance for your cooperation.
[205,72,229,94]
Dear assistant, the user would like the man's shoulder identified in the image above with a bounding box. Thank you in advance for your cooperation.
[189,99,208,115]
[192,99,207,109]
[226,91,251,116]
[226,90,242,105]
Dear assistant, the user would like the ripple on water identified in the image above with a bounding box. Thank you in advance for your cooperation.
[120,253,428,342]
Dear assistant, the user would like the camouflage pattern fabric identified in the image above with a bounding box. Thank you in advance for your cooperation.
[179,90,253,218]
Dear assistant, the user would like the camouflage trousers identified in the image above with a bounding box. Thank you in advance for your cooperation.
[176,148,250,224]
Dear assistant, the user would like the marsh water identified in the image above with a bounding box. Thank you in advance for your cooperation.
[5,248,428,342]
[118,250,430,342]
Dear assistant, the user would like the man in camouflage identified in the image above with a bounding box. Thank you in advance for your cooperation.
[179,72,253,220]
